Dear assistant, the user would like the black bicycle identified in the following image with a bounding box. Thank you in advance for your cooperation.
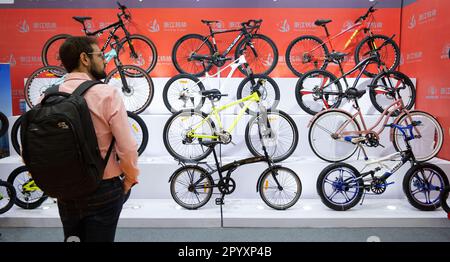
[0,112,8,138]
[295,51,415,115]
[0,179,16,214]
[172,19,278,77]
[41,1,157,74]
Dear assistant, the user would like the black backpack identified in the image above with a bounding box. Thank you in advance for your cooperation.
[21,80,114,200]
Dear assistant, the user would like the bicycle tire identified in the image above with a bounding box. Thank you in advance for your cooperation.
[317,162,364,211]
[393,110,443,162]
[258,166,302,210]
[105,65,154,114]
[11,114,24,156]
[41,34,72,67]
[127,111,148,156]
[163,109,216,161]
[369,70,416,116]
[285,35,329,77]
[354,34,400,77]
[295,69,343,115]
[235,34,278,76]
[402,163,449,211]
[0,180,16,214]
[172,34,214,76]
[162,74,206,113]
[236,74,280,115]
[245,110,298,162]
[170,165,213,209]
[308,110,362,162]
[0,112,8,138]
[24,66,67,108]
[441,186,450,214]
[118,34,158,74]
[7,165,48,209]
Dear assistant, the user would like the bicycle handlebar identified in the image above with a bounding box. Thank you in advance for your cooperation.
[355,1,378,24]
[117,1,131,20]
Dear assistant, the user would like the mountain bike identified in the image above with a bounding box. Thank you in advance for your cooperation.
[285,1,399,77]
[169,116,302,210]
[172,19,278,76]
[0,179,16,214]
[163,85,298,163]
[163,54,280,114]
[317,121,449,211]
[11,111,148,157]
[0,112,8,138]
[41,1,157,74]
[295,51,415,115]
[25,33,154,114]
[308,87,443,163]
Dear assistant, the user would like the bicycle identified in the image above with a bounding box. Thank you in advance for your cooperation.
[172,19,278,76]
[0,179,16,214]
[317,121,449,211]
[307,86,443,163]
[0,111,8,138]
[163,54,280,114]
[285,1,400,77]
[163,84,298,163]
[25,33,154,114]
[295,52,415,115]
[11,111,148,157]
[169,122,302,210]
[41,1,157,75]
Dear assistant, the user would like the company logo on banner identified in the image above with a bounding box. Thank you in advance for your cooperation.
[418,9,437,24]
[162,21,187,32]
[277,19,290,33]
[441,44,450,60]
[1,54,16,67]
[425,86,450,100]
[147,19,160,33]
[17,20,29,33]
[408,15,416,29]
[293,21,316,32]
[426,86,439,100]
[343,20,355,31]
[406,51,423,63]
[158,55,172,65]
[367,21,383,31]
[263,53,274,67]
[18,55,41,66]
[228,21,241,29]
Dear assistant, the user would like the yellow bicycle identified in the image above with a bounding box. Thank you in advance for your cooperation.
[163,80,298,162]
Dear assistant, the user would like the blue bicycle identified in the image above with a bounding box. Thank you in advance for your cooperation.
[317,121,449,211]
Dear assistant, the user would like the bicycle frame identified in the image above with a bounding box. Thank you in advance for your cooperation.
[200,25,254,58]
[187,91,260,140]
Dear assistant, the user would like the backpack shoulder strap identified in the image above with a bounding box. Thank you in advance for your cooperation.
[72,80,103,97]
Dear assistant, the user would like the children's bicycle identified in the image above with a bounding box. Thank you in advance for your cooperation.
[169,118,302,210]
[163,54,280,114]
[163,83,298,163]
[317,121,449,211]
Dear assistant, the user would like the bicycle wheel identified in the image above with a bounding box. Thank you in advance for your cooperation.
[162,74,206,113]
[295,69,343,115]
[317,163,364,211]
[393,110,443,162]
[163,109,215,161]
[369,71,416,115]
[245,110,298,162]
[235,34,278,76]
[105,65,154,114]
[127,111,148,156]
[441,186,450,214]
[355,34,400,77]
[170,165,213,209]
[236,74,280,115]
[309,110,361,162]
[118,34,158,74]
[403,163,449,211]
[258,166,301,210]
[0,112,8,138]
[11,114,23,155]
[285,35,329,77]
[0,180,16,215]
[24,66,67,108]
[7,165,48,209]
[172,34,214,76]
[41,34,71,67]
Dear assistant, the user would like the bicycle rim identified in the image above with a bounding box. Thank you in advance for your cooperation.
[259,167,301,210]
[406,167,445,208]
[320,166,361,209]
[170,166,212,209]
[165,76,205,112]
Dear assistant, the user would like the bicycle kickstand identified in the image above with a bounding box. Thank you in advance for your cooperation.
[215,193,226,227]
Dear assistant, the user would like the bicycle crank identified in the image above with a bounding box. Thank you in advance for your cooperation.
[218,177,236,195]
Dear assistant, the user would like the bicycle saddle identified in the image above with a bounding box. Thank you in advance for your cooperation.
[328,52,348,61]
[345,88,366,99]
[200,89,228,101]
[201,20,220,25]
[314,19,332,26]
[73,16,92,23]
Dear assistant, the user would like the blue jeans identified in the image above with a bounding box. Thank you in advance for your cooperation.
[57,176,124,242]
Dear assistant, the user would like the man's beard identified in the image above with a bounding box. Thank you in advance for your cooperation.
[90,66,107,80]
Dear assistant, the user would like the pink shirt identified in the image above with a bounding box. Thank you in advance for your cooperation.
[54,72,139,184]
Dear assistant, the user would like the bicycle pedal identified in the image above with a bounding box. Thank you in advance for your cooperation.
[215,198,224,205]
